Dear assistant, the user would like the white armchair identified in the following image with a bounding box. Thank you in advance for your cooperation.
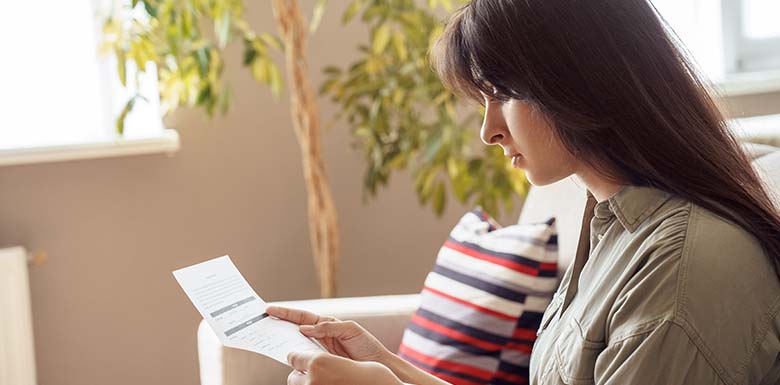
[197,142,780,385]
[198,294,421,385]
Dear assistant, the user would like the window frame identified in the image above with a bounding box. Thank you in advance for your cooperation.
[722,0,780,73]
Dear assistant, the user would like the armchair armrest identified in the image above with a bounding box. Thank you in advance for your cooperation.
[198,294,421,385]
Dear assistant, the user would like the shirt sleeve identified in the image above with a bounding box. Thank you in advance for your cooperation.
[594,320,725,385]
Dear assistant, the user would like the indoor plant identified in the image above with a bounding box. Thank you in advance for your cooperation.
[101,0,528,297]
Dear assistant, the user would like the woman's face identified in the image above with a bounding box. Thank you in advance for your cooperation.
[480,96,579,186]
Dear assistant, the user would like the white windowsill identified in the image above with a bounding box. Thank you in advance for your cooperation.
[731,113,780,139]
[714,69,780,97]
[0,129,180,167]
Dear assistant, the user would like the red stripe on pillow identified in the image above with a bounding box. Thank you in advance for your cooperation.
[403,356,487,385]
[494,369,529,384]
[504,342,533,353]
[423,286,517,321]
[538,262,558,271]
[411,314,503,352]
[398,345,494,381]
[512,328,537,340]
[433,371,486,385]
[443,240,540,276]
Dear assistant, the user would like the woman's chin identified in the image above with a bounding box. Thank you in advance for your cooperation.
[525,173,547,187]
[525,169,570,187]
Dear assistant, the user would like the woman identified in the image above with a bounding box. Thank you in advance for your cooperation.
[269,0,780,384]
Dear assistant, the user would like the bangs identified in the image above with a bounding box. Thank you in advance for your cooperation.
[430,3,523,103]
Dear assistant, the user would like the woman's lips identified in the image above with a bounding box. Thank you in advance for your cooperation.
[511,154,523,168]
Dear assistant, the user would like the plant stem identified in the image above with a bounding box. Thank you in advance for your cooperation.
[272,0,340,298]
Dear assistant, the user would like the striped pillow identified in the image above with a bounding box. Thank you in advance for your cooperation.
[398,208,558,385]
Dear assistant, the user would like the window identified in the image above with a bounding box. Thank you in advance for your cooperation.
[652,0,780,93]
[0,0,177,166]
[724,0,780,73]
[652,0,726,78]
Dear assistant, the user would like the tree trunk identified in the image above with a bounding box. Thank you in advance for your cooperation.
[271,0,340,298]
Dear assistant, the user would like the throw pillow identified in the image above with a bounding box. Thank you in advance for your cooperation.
[398,208,558,385]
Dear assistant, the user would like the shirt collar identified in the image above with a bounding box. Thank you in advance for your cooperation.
[588,185,672,233]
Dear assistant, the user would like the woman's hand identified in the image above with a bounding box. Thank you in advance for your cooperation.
[266,306,393,363]
[286,351,403,385]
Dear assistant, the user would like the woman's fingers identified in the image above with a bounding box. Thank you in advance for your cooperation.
[266,306,335,326]
[299,320,361,339]
[286,353,401,385]
[286,369,306,385]
[287,351,320,372]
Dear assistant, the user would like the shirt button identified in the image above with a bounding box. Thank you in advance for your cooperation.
[597,233,604,240]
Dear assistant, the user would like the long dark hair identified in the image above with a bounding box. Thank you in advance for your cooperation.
[432,0,780,277]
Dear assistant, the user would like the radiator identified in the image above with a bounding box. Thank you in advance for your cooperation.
[0,246,37,385]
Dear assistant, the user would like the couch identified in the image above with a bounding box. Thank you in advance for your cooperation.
[197,142,780,385]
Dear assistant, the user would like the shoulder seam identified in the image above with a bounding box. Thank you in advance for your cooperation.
[669,319,733,385]
[674,202,694,322]
[738,294,780,382]
[673,204,735,385]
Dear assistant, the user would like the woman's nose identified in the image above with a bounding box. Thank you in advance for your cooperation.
[480,103,506,145]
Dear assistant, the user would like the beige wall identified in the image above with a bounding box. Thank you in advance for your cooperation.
[1,3,779,385]
[724,91,780,118]
[0,4,511,385]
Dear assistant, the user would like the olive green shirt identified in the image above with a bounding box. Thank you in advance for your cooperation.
[529,186,780,385]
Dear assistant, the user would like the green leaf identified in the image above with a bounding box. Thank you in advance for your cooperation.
[428,24,445,49]
[142,0,157,17]
[116,97,137,135]
[243,45,258,66]
[195,47,209,77]
[323,66,341,75]
[507,169,529,195]
[423,136,443,163]
[268,63,283,99]
[372,23,391,55]
[251,58,269,83]
[363,4,386,21]
[319,78,339,95]
[342,0,363,24]
[432,181,447,215]
[117,50,127,87]
[196,85,212,107]
[216,11,231,48]
[391,31,408,61]
[310,0,327,33]
[421,169,437,197]
[468,159,483,173]
[446,158,459,178]
[259,33,283,51]
[220,85,231,115]
[452,173,471,202]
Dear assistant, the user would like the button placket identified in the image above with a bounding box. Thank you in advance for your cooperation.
[537,292,563,337]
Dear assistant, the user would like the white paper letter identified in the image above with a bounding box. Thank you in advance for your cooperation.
[173,256,324,365]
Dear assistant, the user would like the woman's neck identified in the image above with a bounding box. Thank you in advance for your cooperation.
[576,168,626,202]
